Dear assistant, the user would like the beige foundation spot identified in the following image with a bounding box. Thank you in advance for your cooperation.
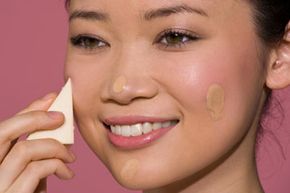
[120,159,139,181]
[206,84,225,121]
[113,76,127,93]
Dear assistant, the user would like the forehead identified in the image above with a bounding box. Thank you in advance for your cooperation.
[68,0,247,19]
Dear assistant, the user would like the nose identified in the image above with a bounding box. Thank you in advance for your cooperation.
[100,49,158,105]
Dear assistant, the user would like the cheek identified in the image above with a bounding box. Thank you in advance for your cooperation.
[152,37,264,158]
[64,54,110,158]
[64,52,110,116]
[132,44,264,186]
[206,84,225,121]
[65,61,98,119]
[161,36,263,123]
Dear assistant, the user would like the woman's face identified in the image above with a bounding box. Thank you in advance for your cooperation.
[65,0,266,189]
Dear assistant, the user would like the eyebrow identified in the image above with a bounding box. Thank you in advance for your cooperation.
[69,10,109,22]
[143,4,208,21]
[69,4,208,22]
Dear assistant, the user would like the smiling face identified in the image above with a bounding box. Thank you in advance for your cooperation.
[65,0,268,191]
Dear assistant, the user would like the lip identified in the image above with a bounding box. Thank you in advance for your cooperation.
[103,116,178,149]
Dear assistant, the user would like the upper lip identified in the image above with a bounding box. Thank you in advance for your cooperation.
[103,116,179,126]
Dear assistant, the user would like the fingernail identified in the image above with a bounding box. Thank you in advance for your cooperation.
[65,166,75,179]
[69,169,75,178]
[42,93,56,101]
[47,111,63,120]
[69,151,76,162]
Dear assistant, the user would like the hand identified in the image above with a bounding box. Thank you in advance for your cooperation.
[0,93,75,193]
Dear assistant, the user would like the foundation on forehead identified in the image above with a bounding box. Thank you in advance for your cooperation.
[113,76,127,93]
[120,159,139,181]
[206,84,225,121]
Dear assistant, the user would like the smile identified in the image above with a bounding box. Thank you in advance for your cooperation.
[110,120,178,137]
[103,116,179,149]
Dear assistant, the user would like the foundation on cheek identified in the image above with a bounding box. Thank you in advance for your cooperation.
[206,84,225,121]
[120,159,140,181]
[113,76,127,93]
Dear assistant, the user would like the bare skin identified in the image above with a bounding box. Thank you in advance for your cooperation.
[0,0,289,193]
[120,159,140,182]
[0,93,75,193]
[65,0,290,193]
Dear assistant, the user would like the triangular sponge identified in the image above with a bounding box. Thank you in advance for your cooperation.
[27,79,74,144]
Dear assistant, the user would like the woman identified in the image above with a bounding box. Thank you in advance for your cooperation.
[0,0,289,192]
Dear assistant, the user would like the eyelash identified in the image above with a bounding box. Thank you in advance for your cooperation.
[70,34,108,51]
[155,28,200,49]
[70,28,200,51]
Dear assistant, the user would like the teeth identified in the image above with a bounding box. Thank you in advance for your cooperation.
[121,125,131,137]
[162,121,171,128]
[142,122,152,134]
[152,122,162,130]
[131,124,143,136]
[111,126,117,134]
[116,125,122,135]
[110,120,177,137]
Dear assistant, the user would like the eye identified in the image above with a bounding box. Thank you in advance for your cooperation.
[70,34,109,50]
[155,28,200,49]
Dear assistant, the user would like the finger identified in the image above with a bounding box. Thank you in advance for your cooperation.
[0,138,17,165]
[0,139,75,190]
[17,93,57,115]
[6,159,74,193]
[0,110,64,144]
[0,111,64,164]
[34,178,47,193]
[0,93,58,163]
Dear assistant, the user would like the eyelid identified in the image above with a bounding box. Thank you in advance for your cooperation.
[153,28,200,44]
[70,33,110,49]
[71,33,107,42]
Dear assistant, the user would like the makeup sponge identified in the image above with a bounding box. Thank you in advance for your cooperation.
[27,79,74,144]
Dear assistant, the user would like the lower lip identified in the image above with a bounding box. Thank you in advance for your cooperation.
[107,125,175,149]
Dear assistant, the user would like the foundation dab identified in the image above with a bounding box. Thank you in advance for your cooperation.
[120,159,139,181]
[206,84,225,121]
[113,76,127,93]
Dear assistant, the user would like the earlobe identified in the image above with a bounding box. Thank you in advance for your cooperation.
[266,22,290,89]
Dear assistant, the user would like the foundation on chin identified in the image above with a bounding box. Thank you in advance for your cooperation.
[113,76,127,93]
[206,84,225,121]
[120,159,139,181]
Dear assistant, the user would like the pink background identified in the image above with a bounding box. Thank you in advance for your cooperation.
[0,1,289,193]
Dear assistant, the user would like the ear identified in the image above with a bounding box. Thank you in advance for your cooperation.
[266,22,290,89]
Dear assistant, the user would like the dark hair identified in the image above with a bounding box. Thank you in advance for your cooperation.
[251,1,289,153]
[250,0,290,46]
